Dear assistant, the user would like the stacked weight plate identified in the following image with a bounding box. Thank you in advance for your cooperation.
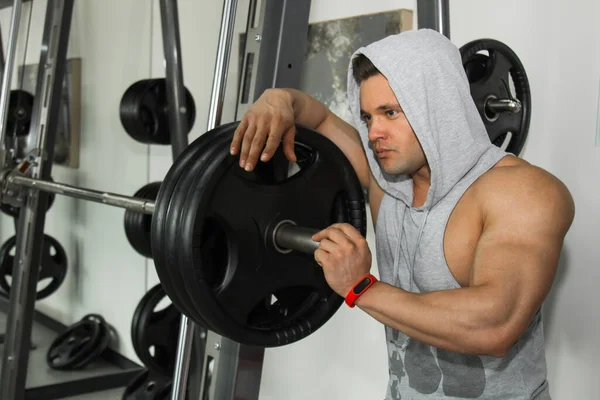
[151,122,367,347]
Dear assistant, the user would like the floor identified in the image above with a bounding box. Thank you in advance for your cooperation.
[0,309,140,399]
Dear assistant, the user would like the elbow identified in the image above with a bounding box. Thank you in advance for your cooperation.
[474,326,519,358]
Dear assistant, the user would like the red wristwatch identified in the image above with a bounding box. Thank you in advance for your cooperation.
[345,274,378,308]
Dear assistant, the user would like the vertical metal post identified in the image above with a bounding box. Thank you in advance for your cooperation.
[197,0,239,399]
[417,0,451,39]
[159,0,189,159]
[235,0,312,117]
[0,25,5,78]
[0,1,74,399]
[157,1,196,399]
[207,0,237,130]
[0,0,23,169]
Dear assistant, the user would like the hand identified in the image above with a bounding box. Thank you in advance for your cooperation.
[230,88,297,171]
[312,223,372,297]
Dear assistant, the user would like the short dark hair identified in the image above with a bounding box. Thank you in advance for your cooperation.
[351,54,381,84]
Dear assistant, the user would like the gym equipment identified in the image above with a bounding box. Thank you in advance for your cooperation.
[124,181,161,258]
[131,283,182,377]
[6,89,34,139]
[152,122,366,347]
[0,233,67,300]
[460,38,531,156]
[121,369,172,400]
[119,79,196,145]
[46,314,111,370]
[0,122,367,348]
[0,175,55,217]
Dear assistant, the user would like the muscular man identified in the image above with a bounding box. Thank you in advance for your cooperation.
[230,29,574,399]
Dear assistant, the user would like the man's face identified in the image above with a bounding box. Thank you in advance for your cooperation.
[359,74,427,176]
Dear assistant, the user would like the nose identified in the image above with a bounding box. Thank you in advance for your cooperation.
[368,117,386,142]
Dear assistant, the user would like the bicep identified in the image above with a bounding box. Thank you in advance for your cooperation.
[470,171,574,344]
[315,112,371,188]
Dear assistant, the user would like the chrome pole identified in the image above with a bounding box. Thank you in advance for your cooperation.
[0,0,23,168]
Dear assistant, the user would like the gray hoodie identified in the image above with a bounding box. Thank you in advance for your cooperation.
[346,29,549,399]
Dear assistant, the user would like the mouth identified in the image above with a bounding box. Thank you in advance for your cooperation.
[374,149,391,159]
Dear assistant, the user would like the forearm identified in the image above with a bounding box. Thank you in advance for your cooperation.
[355,282,511,356]
[280,88,330,128]
[281,88,369,186]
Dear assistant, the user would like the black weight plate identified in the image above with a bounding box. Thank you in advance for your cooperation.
[0,234,68,300]
[159,130,236,333]
[124,181,162,258]
[151,125,236,331]
[460,38,531,156]
[131,283,181,377]
[47,314,105,370]
[122,369,172,400]
[163,123,366,347]
[70,314,111,369]
[0,176,56,218]
[119,78,196,145]
[6,89,34,138]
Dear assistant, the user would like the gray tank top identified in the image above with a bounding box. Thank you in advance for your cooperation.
[375,148,550,400]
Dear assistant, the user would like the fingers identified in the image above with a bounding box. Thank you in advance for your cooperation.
[312,223,363,244]
[238,122,258,169]
[282,126,297,163]
[232,117,294,171]
[260,117,292,163]
[244,119,268,170]
[312,225,352,247]
[230,118,248,155]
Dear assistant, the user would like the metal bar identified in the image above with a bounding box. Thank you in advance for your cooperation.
[274,223,319,254]
[159,0,189,159]
[0,0,23,169]
[9,175,155,214]
[207,0,237,130]
[158,2,199,398]
[170,314,195,400]
[486,98,522,114]
[0,24,5,76]
[0,1,74,399]
[417,0,450,39]
[10,175,321,255]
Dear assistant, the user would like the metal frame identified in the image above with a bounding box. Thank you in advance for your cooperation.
[0,1,140,399]
[417,0,451,39]
[236,0,312,118]
[0,1,74,398]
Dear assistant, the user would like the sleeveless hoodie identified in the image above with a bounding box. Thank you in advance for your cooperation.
[346,29,550,399]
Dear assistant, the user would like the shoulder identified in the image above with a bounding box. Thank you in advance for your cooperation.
[473,156,575,234]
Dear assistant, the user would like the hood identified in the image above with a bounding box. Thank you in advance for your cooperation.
[347,29,498,210]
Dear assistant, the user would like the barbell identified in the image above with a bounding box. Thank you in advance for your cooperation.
[1,122,367,347]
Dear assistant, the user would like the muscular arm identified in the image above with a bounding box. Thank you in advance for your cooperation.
[233,88,372,189]
[355,166,575,356]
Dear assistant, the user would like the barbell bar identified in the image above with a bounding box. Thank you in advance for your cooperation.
[5,173,320,254]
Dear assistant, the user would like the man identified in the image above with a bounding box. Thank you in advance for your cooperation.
[230,29,574,399]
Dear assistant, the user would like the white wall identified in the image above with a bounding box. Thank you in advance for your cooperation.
[0,0,598,399]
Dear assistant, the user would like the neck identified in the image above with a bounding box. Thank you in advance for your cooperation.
[412,164,431,207]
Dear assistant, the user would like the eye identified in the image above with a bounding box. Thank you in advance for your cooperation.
[386,109,400,117]
[360,114,371,124]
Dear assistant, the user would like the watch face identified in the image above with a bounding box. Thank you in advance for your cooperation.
[353,277,373,294]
